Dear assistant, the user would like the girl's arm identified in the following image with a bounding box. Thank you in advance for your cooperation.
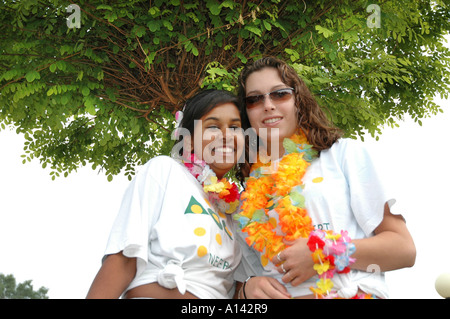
[352,202,416,271]
[277,203,416,286]
[86,252,137,299]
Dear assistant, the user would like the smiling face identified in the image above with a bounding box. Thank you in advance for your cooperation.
[192,102,244,179]
[244,67,298,158]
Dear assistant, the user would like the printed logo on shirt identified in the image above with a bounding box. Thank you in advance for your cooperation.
[184,196,209,215]
[314,222,331,230]
[184,196,234,268]
[184,196,233,241]
[208,253,232,270]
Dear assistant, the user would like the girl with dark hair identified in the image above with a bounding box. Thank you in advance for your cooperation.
[234,57,415,299]
[87,89,245,299]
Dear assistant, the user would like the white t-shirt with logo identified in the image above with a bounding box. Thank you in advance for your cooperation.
[235,138,400,298]
[104,155,241,299]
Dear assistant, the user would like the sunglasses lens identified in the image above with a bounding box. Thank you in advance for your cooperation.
[245,95,263,108]
[245,88,294,108]
[270,89,294,102]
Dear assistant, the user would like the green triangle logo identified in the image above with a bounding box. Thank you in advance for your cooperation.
[184,196,208,215]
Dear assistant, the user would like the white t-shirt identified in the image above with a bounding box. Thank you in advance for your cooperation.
[235,138,399,298]
[104,155,241,299]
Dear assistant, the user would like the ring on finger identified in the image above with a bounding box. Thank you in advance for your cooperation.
[281,263,287,273]
[277,252,283,262]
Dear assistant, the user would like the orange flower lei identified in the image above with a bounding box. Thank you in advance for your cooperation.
[234,131,317,261]
[234,131,365,299]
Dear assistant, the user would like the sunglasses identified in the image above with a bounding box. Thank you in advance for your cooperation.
[245,88,295,109]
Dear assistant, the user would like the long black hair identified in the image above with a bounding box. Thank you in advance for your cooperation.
[178,89,240,138]
[171,89,249,184]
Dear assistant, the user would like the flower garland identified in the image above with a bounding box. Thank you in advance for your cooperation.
[234,130,362,299]
[234,131,317,260]
[182,153,240,215]
[307,229,358,298]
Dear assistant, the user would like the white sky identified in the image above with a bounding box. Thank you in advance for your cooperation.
[362,100,450,299]
[1,97,449,299]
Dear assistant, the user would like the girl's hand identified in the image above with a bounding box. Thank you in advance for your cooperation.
[276,237,316,286]
[243,276,291,299]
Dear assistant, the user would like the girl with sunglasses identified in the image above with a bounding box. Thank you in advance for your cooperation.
[233,57,416,299]
[87,89,246,299]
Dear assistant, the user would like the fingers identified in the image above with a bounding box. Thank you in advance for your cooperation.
[280,269,302,286]
[266,278,291,299]
[275,251,292,283]
[245,277,291,299]
[290,275,306,287]
[276,252,294,284]
[275,238,316,286]
[276,251,312,286]
[278,265,299,285]
[277,258,311,286]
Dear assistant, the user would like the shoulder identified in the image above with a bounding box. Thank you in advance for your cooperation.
[140,155,181,170]
[328,138,364,152]
[324,138,369,158]
[143,155,179,169]
[135,155,186,184]
[318,138,376,171]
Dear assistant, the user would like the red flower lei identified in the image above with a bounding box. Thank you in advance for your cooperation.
[181,153,240,214]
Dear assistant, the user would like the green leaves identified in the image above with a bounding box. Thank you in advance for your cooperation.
[0,273,49,299]
[206,0,222,16]
[283,138,298,155]
[289,186,305,208]
[315,25,334,38]
[0,0,449,182]
[81,87,90,97]
[25,70,40,82]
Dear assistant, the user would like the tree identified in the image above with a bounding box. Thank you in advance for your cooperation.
[1,0,449,181]
[0,273,49,299]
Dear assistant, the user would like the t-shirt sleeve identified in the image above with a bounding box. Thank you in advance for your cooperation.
[233,231,264,282]
[339,139,398,236]
[103,158,167,278]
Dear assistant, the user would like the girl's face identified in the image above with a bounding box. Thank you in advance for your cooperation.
[244,67,298,158]
[192,103,244,179]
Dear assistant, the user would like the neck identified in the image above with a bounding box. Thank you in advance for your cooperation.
[212,168,226,180]
[265,140,285,161]
[215,172,225,179]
